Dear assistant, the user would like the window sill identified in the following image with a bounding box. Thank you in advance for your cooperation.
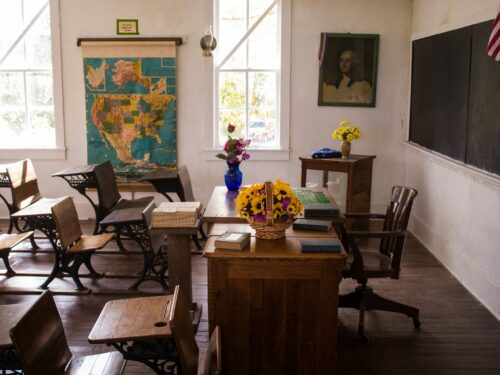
[0,147,66,160]
[203,148,290,161]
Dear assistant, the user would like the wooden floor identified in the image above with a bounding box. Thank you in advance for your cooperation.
[1,220,499,374]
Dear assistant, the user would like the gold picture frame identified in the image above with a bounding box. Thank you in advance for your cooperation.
[116,19,139,35]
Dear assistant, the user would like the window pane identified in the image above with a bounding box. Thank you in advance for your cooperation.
[249,0,275,23]
[248,72,276,145]
[0,73,25,106]
[0,0,56,149]
[26,72,53,106]
[219,72,246,109]
[248,7,278,69]
[219,110,245,143]
[25,7,52,69]
[219,0,247,68]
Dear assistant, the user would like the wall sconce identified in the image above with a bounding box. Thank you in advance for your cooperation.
[200,25,217,57]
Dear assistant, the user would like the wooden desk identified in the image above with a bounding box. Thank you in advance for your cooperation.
[204,223,346,375]
[299,155,375,213]
[88,294,178,374]
[0,302,32,372]
[11,197,78,290]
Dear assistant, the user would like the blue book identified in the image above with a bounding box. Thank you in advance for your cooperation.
[300,239,341,253]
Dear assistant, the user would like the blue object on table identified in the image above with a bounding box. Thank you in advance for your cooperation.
[311,148,342,159]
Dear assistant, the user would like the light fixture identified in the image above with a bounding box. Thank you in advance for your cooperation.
[200,25,217,57]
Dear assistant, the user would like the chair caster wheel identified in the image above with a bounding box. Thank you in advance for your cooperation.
[413,317,421,329]
[358,331,369,344]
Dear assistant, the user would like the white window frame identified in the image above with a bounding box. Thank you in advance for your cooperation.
[0,0,66,160]
[204,0,290,161]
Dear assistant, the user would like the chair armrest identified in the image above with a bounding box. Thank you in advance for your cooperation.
[344,212,386,220]
[346,229,405,239]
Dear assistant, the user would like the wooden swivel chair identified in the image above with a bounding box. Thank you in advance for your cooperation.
[9,291,125,375]
[50,197,115,291]
[169,285,222,375]
[339,186,420,342]
[93,161,154,250]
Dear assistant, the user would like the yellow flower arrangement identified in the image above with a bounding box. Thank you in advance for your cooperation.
[331,120,362,143]
[235,179,303,223]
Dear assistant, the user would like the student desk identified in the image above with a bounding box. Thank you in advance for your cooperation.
[88,294,178,374]
[0,302,32,373]
[299,155,376,213]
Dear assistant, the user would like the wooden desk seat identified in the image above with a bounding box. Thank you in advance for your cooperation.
[0,232,33,275]
[94,161,154,251]
[52,197,114,291]
[10,291,125,375]
[6,159,53,247]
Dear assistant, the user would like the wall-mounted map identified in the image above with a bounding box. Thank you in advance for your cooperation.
[82,42,177,179]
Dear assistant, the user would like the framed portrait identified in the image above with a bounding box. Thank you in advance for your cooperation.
[318,33,379,107]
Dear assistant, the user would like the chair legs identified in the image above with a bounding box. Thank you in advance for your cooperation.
[339,284,420,343]
[1,252,15,276]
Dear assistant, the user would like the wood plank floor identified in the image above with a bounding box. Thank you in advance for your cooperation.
[0,220,499,374]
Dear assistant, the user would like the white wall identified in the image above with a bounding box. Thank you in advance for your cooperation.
[407,0,500,320]
[0,0,413,218]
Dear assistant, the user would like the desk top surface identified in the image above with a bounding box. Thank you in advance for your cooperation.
[52,165,97,177]
[300,154,376,162]
[140,169,178,182]
[204,223,347,260]
[0,302,32,348]
[88,294,173,344]
[202,186,345,224]
[11,197,67,218]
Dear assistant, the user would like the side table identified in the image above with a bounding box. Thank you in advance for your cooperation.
[299,155,375,213]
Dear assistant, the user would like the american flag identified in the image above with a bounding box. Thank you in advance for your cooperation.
[487,10,500,61]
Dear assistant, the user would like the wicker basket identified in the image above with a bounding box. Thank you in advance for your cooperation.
[248,181,293,240]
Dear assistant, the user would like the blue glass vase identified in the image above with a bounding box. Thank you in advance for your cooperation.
[224,161,242,191]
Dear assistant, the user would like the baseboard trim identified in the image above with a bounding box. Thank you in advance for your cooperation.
[409,214,500,321]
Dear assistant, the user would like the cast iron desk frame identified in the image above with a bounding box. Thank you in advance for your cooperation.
[299,155,376,213]
[98,208,169,291]
[10,197,98,291]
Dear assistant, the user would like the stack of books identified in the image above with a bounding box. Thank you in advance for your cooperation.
[151,201,202,228]
[214,232,251,250]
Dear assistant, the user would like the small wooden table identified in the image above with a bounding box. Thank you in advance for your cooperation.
[88,295,178,375]
[0,302,32,372]
[299,155,376,213]
[204,223,347,374]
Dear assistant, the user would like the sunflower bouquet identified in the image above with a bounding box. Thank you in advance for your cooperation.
[236,179,303,239]
[331,120,362,142]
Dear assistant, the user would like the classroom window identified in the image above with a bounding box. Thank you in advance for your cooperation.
[0,0,63,151]
[215,0,289,152]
